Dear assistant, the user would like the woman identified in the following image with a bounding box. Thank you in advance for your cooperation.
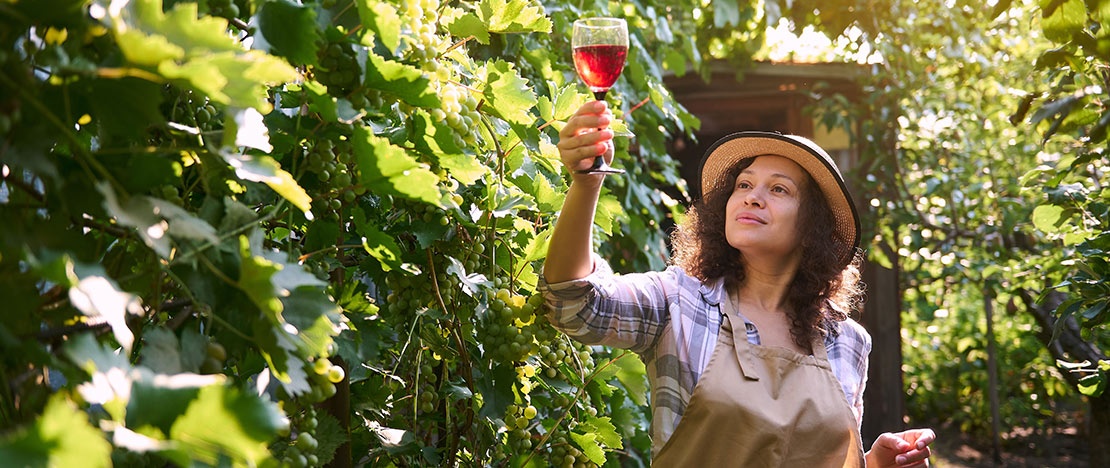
[541,100,935,467]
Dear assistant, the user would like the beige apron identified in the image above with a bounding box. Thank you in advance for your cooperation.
[653,294,865,467]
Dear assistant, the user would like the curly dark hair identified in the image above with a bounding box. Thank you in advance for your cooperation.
[671,157,865,350]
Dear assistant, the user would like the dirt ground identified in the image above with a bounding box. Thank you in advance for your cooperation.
[929,423,1089,467]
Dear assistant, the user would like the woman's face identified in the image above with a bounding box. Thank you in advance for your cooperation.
[724,155,808,261]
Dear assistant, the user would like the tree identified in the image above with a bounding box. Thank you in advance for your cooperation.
[771,0,1107,461]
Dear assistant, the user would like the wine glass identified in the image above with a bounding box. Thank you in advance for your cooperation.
[572,17,628,175]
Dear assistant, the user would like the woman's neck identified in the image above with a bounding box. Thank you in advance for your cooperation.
[735,251,799,313]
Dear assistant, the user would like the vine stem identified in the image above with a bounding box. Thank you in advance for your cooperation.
[519,350,633,467]
[0,70,125,194]
[425,248,475,467]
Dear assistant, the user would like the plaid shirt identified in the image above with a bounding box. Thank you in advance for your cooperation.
[539,255,871,456]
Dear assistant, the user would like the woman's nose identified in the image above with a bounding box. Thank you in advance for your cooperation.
[744,189,764,207]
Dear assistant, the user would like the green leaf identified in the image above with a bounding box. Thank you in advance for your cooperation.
[170,384,284,465]
[281,288,343,358]
[412,108,464,155]
[1077,373,1106,396]
[580,415,623,449]
[1031,204,1065,233]
[439,152,488,186]
[481,60,538,126]
[220,152,313,213]
[356,0,403,51]
[126,369,223,436]
[141,328,185,374]
[522,227,551,263]
[88,78,166,140]
[1041,0,1087,43]
[115,30,185,65]
[447,12,490,44]
[352,124,441,204]
[365,51,440,108]
[68,271,144,352]
[238,235,284,317]
[569,431,606,465]
[109,0,297,111]
[256,0,320,66]
[355,218,404,272]
[478,0,552,34]
[611,353,648,406]
[0,394,112,468]
[222,107,274,152]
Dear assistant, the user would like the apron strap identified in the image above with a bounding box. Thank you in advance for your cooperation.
[719,301,761,381]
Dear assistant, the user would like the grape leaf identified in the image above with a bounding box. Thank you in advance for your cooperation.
[69,273,144,353]
[109,0,297,111]
[354,215,403,272]
[481,60,537,126]
[219,152,313,213]
[569,431,606,465]
[256,0,320,66]
[170,384,284,465]
[580,415,623,449]
[223,107,274,153]
[439,152,488,186]
[412,108,464,155]
[0,394,112,468]
[446,12,491,44]
[352,124,440,204]
[238,235,284,317]
[281,288,343,359]
[365,51,440,108]
[355,0,403,51]
[478,0,552,34]
[141,328,185,374]
[88,77,166,140]
[610,354,648,406]
[300,80,339,122]
[126,369,224,436]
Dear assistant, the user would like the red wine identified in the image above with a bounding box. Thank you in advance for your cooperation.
[573,44,628,94]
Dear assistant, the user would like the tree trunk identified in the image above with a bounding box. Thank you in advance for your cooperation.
[1020,289,1108,466]
[861,257,905,445]
[983,291,1002,464]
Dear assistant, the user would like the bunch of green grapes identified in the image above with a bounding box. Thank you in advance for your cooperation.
[276,405,320,468]
[415,359,439,414]
[546,426,597,468]
[206,0,240,21]
[315,38,360,96]
[302,137,362,218]
[401,0,443,65]
[503,400,538,451]
[428,81,482,148]
[478,287,545,363]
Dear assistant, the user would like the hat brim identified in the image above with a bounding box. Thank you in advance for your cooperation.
[697,131,861,263]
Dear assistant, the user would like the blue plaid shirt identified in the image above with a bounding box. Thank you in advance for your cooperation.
[540,255,871,456]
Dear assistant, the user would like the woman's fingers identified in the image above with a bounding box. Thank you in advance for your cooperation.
[556,101,615,172]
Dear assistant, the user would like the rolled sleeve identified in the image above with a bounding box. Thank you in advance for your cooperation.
[539,253,671,354]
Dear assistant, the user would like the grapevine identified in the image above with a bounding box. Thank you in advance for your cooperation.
[0,0,705,466]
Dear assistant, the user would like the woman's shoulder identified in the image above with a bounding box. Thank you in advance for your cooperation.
[830,317,872,350]
[663,264,724,304]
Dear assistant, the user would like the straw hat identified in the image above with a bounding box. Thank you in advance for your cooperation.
[697,131,861,264]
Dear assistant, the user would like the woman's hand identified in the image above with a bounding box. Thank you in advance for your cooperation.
[556,100,615,181]
[865,428,936,468]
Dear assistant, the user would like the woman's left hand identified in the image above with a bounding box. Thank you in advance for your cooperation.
[865,428,936,468]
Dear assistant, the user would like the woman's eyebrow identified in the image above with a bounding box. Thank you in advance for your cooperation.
[739,169,798,185]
